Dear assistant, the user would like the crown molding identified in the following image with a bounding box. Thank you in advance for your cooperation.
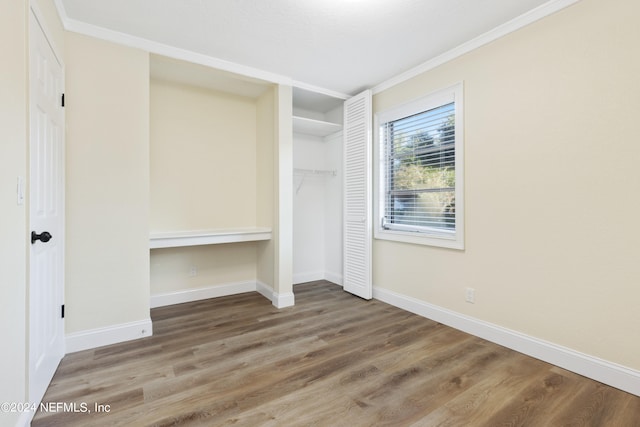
[54,0,581,100]
[53,0,293,87]
[292,80,350,100]
[372,0,581,94]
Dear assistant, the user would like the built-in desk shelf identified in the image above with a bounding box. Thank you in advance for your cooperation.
[150,227,272,249]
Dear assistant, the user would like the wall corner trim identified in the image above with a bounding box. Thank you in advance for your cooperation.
[373,286,640,397]
[65,318,153,354]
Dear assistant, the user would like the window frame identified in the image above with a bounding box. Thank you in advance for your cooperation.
[373,82,464,250]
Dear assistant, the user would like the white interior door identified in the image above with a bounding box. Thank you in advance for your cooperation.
[29,10,65,406]
[343,90,372,299]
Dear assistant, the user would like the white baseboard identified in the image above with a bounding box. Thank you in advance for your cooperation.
[256,280,295,308]
[293,271,325,285]
[292,270,343,286]
[324,271,343,286]
[65,318,153,354]
[151,280,290,308]
[273,291,295,308]
[373,286,640,397]
[256,280,274,302]
[64,280,299,354]
[150,281,257,308]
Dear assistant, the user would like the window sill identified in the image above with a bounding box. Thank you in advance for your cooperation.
[374,228,464,250]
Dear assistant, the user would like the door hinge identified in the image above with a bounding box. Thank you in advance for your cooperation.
[61,304,65,319]
[61,93,65,107]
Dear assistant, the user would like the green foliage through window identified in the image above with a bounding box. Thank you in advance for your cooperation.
[381,102,456,231]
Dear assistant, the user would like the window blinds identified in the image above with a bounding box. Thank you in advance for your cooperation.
[381,102,456,234]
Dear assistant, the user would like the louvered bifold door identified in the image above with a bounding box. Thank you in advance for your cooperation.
[343,89,372,300]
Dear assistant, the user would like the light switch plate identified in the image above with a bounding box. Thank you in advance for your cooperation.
[17,176,25,205]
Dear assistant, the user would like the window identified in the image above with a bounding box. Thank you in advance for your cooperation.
[374,83,464,249]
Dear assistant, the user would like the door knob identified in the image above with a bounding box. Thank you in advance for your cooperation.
[31,231,52,244]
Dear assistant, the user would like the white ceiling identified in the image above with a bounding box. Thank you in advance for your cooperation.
[60,0,553,97]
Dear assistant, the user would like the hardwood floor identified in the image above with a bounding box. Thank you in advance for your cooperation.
[33,281,640,426]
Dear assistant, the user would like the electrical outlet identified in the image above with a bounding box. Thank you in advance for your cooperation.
[189,266,197,277]
[465,287,475,304]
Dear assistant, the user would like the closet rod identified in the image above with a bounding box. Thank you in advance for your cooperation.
[293,168,337,177]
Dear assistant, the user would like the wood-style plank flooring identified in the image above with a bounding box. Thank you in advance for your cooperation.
[33,281,640,426]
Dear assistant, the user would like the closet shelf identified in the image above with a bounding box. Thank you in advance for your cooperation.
[293,116,342,137]
[150,227,272,249]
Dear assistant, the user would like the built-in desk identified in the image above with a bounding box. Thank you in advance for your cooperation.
[149,227,272,249]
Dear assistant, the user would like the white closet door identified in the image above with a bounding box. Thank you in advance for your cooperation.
[343,89,372,299]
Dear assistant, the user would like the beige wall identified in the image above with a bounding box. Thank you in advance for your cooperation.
[373,0,640,369]
[151,245,257,294]
[65,32,150,333]
[149,79,260,296]
[149,80,257,231]
[148,81,292,300]
[0,1,28,423]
